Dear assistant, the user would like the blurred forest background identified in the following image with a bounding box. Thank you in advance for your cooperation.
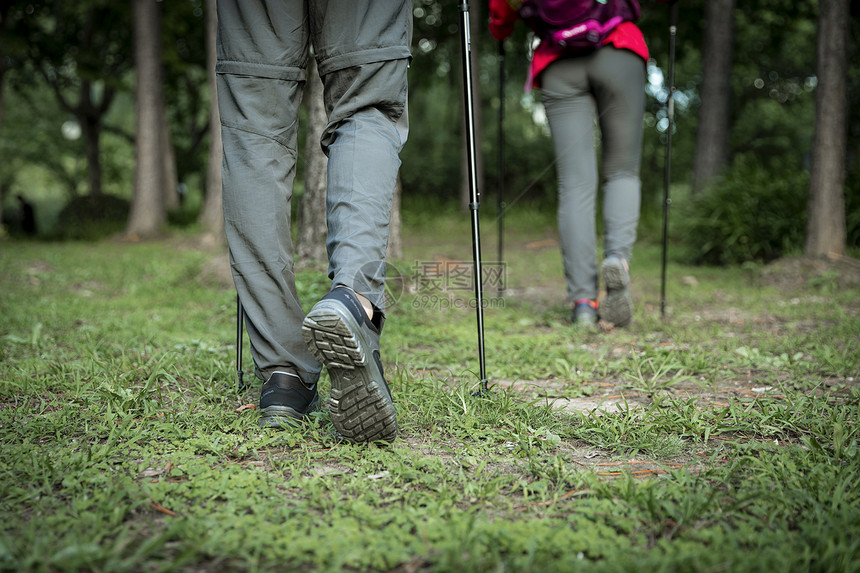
[0,0,858,265]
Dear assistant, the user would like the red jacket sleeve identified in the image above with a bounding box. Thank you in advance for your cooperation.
[489,0,520,41]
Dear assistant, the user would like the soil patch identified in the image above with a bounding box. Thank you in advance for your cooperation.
[761,255,860,292]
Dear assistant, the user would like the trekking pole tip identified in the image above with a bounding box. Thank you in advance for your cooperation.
[472,379,490,396]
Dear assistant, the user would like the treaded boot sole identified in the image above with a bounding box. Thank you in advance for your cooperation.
[602,260,633,327]
[302,302,398,443]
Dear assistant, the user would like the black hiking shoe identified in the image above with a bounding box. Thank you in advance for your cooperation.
[258,371,319,429]
[302,287,398,443]
[601,257,633,327]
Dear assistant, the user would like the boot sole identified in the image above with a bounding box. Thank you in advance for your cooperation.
[302,301,398,443]
[602,260,633,327]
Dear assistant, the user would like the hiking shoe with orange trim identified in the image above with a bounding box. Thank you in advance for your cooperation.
[572,298,598,326]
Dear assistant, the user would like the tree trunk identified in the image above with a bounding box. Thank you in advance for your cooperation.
[126,0,166,239]
[387,175,403,261]
[198,0,225,243]
[691,0,735,193]
[160,93,180,212]
[296,55,328,264]
[154,9,178,213]
[805,0,848,258]
[80,81,104,198]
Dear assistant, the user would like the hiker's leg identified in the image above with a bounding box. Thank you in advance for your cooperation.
[217,0,321,385]
[309,0,412,313]
[542,57,600,303]
[591,47,645,264]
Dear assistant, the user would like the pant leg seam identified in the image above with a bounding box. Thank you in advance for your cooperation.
[220,122,295,152]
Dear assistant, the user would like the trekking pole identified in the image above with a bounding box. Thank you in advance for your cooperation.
[236,295,245,390]
[459,0,489,393]
[660,0,679,319]
[497,40,506,297]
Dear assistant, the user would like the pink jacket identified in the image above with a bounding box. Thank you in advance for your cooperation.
[489,0,650,89]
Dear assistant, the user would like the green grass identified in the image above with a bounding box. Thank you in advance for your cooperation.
[1,211,859,572]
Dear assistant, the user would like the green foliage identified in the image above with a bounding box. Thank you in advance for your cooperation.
[730,95,815,173]
[161,0,209,184]
[0,83,87,199]
[676,158,808,265]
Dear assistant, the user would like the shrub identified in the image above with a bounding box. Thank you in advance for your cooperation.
[51,194,130,241]
[677,158,808,265]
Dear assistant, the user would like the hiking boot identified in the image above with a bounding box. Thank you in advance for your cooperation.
[302,287,398,443]
[259,370,319,429]
[601,257,633,327]
[572,298,598,326]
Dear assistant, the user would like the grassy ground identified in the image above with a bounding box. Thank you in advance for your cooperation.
[1,208,859,572]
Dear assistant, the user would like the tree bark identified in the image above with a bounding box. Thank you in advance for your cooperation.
[126,0,166,239]
[691,0,735,193]
[296,55,328,264]
[159,92,180,212]
[805,0,848,258]
[154,8,178,213]
[80,81,105,198]
[198,0,225,242]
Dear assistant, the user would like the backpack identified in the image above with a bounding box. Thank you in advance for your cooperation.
[518,0,641,52]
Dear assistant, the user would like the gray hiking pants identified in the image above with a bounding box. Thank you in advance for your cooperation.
[216,0,412,384]
[541,47,644,303]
